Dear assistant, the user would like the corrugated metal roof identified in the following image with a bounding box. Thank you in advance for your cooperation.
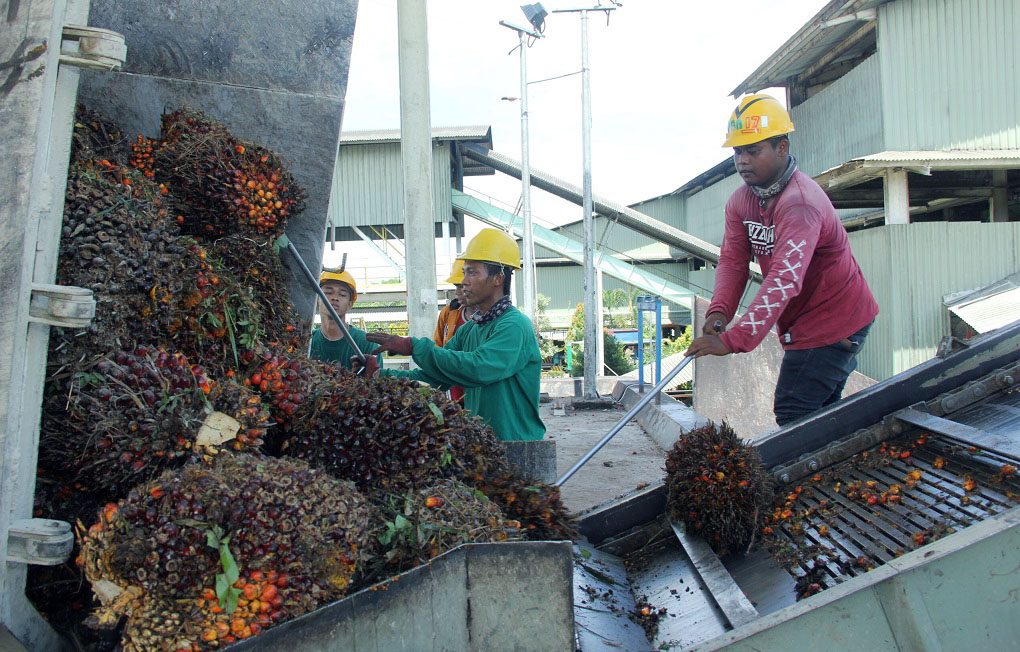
[817,149,1020,189]
[340,126,493,145]
[945,273,1020,335]
[731,0,891,96]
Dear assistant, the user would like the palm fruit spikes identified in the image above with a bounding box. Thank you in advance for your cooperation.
[664,422,775,555]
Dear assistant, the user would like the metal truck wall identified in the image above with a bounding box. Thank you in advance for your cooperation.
[705,507,1020,651]
[1,0,91,648]
[77,0,359,320]
[229,542,575,652]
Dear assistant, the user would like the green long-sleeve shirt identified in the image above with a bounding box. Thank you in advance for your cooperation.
[308,326,382,370]
[383,307,545,441]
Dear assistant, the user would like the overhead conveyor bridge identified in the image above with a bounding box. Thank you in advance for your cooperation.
[451,190,695,309]
[460,144,764,283]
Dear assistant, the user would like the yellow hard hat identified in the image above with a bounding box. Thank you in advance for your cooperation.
[446,259,465,285]
[457,228,521,270]
[723,94,795,148]
[319,269,357,302]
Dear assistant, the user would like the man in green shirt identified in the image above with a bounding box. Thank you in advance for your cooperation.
[363,229,545,442]
[308,269,382,369]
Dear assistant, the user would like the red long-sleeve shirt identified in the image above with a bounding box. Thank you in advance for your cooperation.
[708,170,878,353]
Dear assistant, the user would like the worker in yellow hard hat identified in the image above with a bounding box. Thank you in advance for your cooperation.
[309,269,382,370]
[686,93,879,426]
[362,228,545,441]
[432,259,479,404]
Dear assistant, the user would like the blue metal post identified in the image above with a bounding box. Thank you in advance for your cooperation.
[636,299,644,392]
[655,297,662,385]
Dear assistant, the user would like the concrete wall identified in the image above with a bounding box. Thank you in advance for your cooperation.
[78,0,359,320]
[691,297,875,439]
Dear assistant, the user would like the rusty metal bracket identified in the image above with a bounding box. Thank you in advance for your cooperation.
[60,25,126,70]
[28,283,95,328]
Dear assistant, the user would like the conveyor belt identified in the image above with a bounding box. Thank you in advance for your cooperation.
[761,431,1020,598]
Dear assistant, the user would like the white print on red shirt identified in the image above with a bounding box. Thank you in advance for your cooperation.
[739,237,808,337]
[743,221,775,257]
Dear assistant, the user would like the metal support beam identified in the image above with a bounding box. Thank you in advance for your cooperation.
[990,170,1009,222]
[397,0,437,339]
[351,226,405,279]
[883,169,910,225]
[461,144,764,283]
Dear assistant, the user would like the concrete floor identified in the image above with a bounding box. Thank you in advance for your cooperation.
[543,400,667,515]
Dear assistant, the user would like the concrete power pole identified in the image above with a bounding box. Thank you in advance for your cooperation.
[397,0,437,340]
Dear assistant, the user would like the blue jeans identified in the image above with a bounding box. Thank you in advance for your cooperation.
[774,322,873,427]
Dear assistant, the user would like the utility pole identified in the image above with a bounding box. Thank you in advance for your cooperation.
[552,4,617,398]
[397,0,437,340]
[500,6,546,331]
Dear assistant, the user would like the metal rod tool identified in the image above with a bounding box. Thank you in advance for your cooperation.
[555,354,695,487]
[280,236,368,368]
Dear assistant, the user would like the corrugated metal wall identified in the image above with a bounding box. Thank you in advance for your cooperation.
[879,0,1020,150]
[631,193,685,230]
[328,142,453,229]
[850,222,1020,380]
[683,174,743,245]
[791,54,885,176]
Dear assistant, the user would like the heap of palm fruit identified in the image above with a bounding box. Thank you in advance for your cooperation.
[664,422,775,555]
[78,455,371,650]
[31,105,576,650]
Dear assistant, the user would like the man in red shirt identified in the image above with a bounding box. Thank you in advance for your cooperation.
[686,94,879,426]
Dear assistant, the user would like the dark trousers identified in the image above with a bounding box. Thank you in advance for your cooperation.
[774,322,873,427]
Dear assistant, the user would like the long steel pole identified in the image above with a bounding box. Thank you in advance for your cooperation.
[519,30,538,329]
[555,355,695,487]
[284,240,367,367]
[580,9,599,399]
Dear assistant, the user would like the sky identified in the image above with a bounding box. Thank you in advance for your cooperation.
[326,0,829,281]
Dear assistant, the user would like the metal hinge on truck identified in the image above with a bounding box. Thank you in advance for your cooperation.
[29,283,95,328]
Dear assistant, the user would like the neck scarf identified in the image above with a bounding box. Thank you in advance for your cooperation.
[471,294,512,326]
[751,155,798,208]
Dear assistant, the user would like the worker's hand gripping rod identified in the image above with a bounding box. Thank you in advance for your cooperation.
[555,355,695,487]
[279,235,368,368]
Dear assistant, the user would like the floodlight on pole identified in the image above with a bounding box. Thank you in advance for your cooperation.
[550,3,618,399]
[498,10,545,332]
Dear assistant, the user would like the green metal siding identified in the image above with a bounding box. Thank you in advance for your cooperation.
[630,194,685,230]
[849,222,1020,380]
[327,142,453,229]
[879,0,1020,150]
[791,54,885,177]
[684,175,743,245]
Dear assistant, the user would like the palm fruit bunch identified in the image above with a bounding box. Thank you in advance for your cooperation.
[150,241,271,379]
[664,422,775,555]
[471,473,578,541]
[78,454,371,650]
[283,372,468,492]
[39,346,261,497]
[151,108,305,239]
[244,349,324,430]
[50,162,187,369]
[369,479,524,573]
